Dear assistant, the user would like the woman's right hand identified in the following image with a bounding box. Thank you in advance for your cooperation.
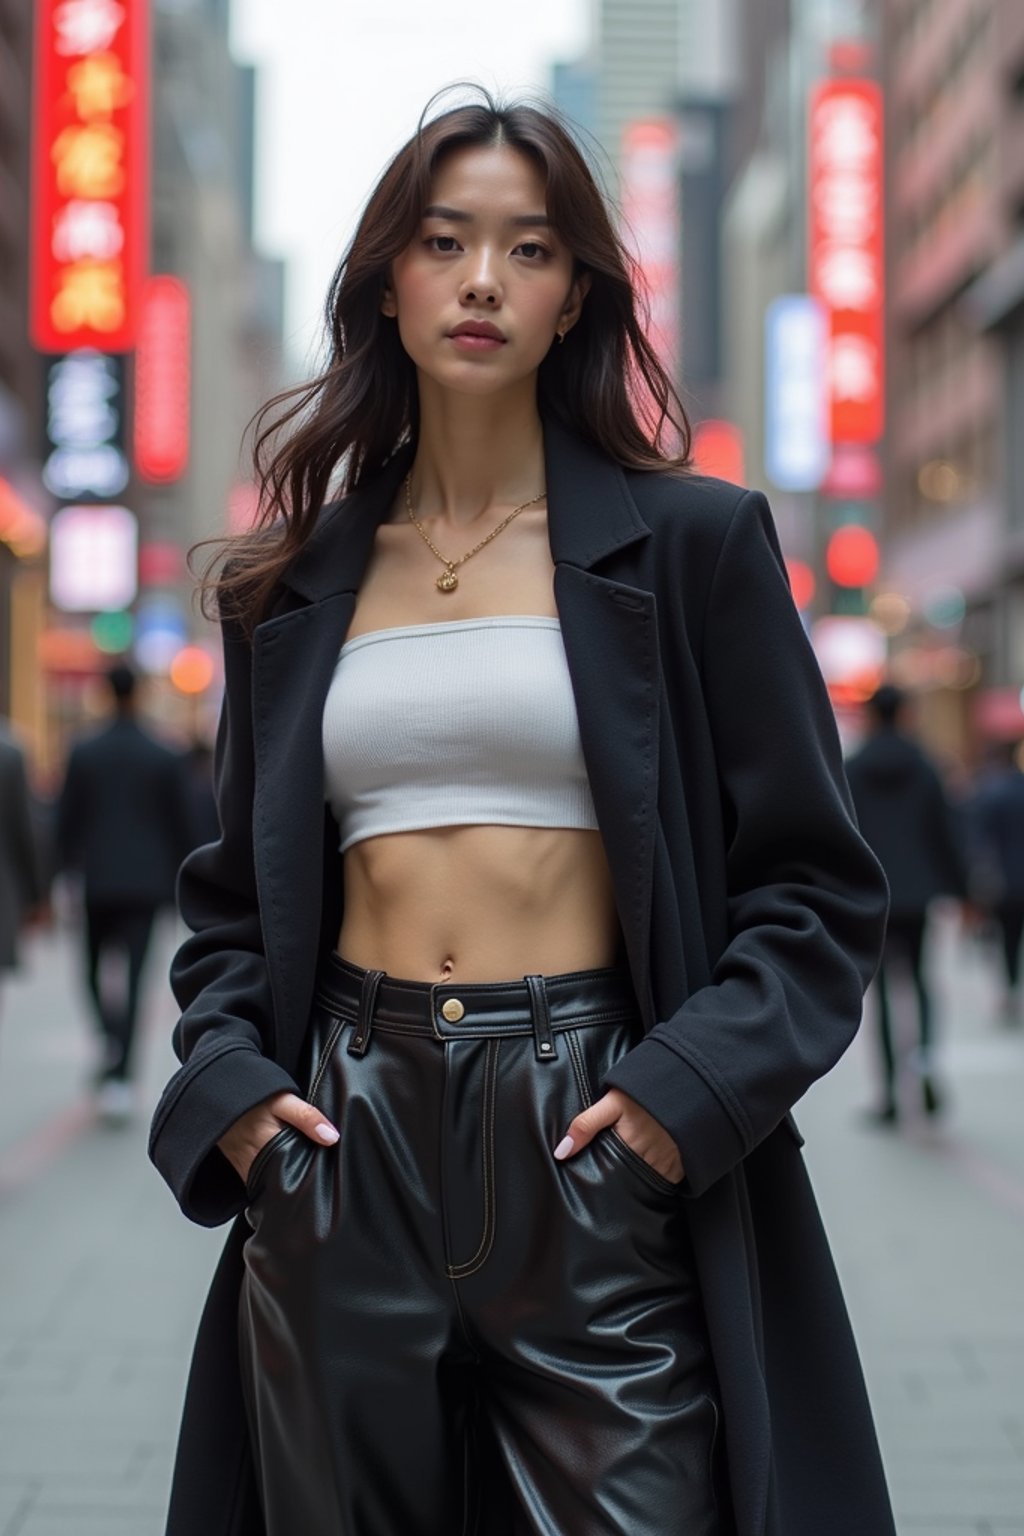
[217,1091,340,1184]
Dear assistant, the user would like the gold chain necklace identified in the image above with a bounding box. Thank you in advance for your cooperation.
[403,473,546,593]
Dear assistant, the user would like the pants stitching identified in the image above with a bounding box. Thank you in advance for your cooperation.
[447,1038,500,1279]
[308,1014,345,1103]
[565,1028,592,1111]
[704,1391,722,1518]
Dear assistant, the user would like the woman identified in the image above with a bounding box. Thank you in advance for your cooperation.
[149,87,895,1536]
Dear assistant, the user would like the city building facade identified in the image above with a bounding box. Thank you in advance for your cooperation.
[21,0,285,774]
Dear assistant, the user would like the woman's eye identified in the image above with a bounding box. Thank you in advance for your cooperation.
[427,235,460,253]
[516,242,549,260]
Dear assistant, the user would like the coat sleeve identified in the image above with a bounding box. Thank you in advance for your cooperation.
[55,743,84,874]
[602,488,890,1198]
[147,611,300,1227]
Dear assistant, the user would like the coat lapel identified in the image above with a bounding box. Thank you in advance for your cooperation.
[251,419,661,1047]
[251,595,355,1051]
[543,423,661,1029]
[250,446,414,1052]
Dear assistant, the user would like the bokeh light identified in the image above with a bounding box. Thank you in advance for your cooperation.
[169,645,215,695]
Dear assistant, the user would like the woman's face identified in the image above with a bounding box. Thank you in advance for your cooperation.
[382,142,587,397]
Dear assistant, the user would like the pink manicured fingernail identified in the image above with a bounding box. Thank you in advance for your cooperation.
[553,1135,574,1160]
[315,1123,339,1144]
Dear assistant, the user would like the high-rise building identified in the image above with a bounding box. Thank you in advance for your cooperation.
[20,0,285,766]
[551,58,599,150]
[882,0,1024,750]
[594,0,682,194]
[592,0,738,190]
[551,2,739,418]
[720,0,802,500]
[148,0,286,665]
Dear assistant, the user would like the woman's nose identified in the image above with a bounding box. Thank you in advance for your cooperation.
[460,258,501,307]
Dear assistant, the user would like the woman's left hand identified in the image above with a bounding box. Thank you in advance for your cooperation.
[553,1088,684,1184]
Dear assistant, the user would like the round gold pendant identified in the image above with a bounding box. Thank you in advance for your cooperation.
[437,568,459,593]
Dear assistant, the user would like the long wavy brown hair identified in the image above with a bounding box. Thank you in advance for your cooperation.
[204,83,693,630]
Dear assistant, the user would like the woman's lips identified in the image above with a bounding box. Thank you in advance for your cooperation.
[449,333,506,351]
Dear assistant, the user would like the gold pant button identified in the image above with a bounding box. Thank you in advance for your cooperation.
[441,997,465,1023]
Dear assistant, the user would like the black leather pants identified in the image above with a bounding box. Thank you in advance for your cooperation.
[238,952,727,1535]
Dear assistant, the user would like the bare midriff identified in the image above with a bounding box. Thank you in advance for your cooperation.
[332,498,624,985]
[337,824,624,983]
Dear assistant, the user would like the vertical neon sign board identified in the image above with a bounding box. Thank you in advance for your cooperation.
[135,275,191,483]
[620,119,682,384]
[30,0,150,353]
[808,78,884,445]
[765,295,829,490]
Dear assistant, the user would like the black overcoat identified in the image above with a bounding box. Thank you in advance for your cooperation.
[149,416,895,1536]
[57,719,196,907]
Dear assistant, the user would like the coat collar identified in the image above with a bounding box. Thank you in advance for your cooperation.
[278,414,652,604]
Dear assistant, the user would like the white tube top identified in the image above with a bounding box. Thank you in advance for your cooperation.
[322,616,599,855]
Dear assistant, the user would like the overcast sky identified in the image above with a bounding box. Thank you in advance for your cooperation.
[228,0,591,377]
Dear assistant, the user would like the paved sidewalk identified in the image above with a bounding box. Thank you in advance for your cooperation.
[0,919,222,1536]
[796,907,1024,1536]
[0,909,1022,1534]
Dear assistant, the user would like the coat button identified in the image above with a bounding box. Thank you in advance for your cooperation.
[441,997,465,1022]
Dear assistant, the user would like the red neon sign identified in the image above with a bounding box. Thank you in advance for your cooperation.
[809,78,884,445]
[620,119,681,383]
[30,0,150,352]
[135,275,191,482]
[786,559,816,611]
[691,420,745,486]
[826,525,880,587]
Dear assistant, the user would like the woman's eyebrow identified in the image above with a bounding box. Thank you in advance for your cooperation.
[422,204,551,227]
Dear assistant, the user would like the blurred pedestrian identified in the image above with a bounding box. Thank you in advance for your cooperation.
[182,738,219,850]
[846,683,968,1123]
[967,739,1024,1023]
[56,663,194,1120]
[149,87,894,1536]
[0,718,44,1018]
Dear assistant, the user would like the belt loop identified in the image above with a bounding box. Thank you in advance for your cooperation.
[525,974,557,1062]
[347,968,384,1057]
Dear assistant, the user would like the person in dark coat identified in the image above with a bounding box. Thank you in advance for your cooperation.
[57,663,194,1119]
[183,739,220,851]
[968,739,1024,1022]
[845,682,967,1122]
[148,90,895,1536]
[0,718,44,1013]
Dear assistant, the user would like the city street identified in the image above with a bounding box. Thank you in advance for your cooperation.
[0,910,1022,1536]
[9,3,1024,1535]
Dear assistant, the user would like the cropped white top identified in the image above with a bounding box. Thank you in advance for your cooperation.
[322,616,599,854]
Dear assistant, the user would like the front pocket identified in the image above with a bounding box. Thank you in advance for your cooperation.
[244,1126,295,1200]
[602,1126,681,1198]
[564,1028,595,1112]
[306,1012,348,1106]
